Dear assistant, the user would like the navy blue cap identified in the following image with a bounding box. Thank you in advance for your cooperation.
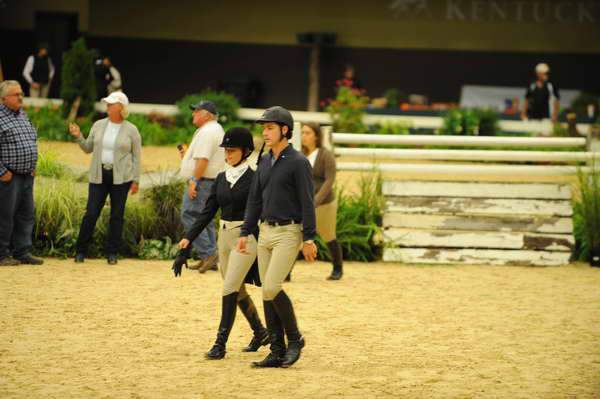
[189,100,217,115]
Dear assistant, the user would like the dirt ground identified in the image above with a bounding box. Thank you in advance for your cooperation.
[1,259,599,398]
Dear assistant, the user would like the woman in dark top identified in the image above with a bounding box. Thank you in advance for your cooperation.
[301,122,344,280]
[175,127,268,360]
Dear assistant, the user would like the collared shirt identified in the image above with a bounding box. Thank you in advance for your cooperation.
[179,120,225,179]
[307,148,319,167]
[0,105,38,176]
[241,145,316,241]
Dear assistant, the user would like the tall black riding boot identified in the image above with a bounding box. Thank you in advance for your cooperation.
[272,290,305,368]
[206,292,238,360]
[326,240,344,280]
[251,301,286,368]
[238,295,270,352]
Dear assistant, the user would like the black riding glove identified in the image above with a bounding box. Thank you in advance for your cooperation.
[172,250,189,277]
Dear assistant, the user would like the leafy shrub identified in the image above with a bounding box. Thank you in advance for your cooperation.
[127,114,172,145]
[383,89,402,109]
[60,37,97,117]
[573,164,600,263]
[326,86,370,133]
[371,121,412,135]
[175,90,242,131]
[37,151,70,179]
[138,238,179,260]
[315,173,384,262]
[33,179,84,257]
[440,109,479,135]
[27,105,94,141]
[474,108,500,136]
[441,108,500,136]
[145,172,186,241]
[27,105,69,140]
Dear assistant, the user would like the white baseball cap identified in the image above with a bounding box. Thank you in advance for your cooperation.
[102,91,129,106]
[535,63,550,74]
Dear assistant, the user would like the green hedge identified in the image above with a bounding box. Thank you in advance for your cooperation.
[32,154,384,262]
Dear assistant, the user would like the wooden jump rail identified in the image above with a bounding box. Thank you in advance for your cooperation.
[331,133,586,148]
[331,127,600,267]
[329,131,596,176]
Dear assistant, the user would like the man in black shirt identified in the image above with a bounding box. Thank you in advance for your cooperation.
[237,106,317,368]
[522,63,560,122]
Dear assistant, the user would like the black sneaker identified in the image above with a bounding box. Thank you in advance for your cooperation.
[107,254,118,265]
[74,253,85,263]
[15,254,44,265]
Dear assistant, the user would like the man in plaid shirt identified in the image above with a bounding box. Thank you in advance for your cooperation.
[0,80,43,266]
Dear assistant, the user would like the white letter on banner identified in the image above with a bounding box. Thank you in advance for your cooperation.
[489,1,507,21]
[554,2,573,23]
[471,0,485,21]
[446,0,466,20]
[578,2,596,23]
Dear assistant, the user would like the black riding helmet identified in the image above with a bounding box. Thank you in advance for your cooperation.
[220,127,255,165]
[255,106,294,139]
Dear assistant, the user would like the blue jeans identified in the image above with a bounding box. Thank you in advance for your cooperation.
[0,174,35,259]
[181,179,217,259]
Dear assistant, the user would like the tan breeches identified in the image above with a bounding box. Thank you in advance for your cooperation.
[257,223,303,300]
[217,225,258,297]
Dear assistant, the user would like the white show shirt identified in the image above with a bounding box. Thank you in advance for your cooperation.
[179,120,226,179]
[101,121,122,164]
[307,148,319,168]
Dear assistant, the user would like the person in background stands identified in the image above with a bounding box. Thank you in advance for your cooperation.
[22,44,55,98]
[337,65,362,92]
[103,57,122,94]
[68,91,141,265]
[522,63,560,123]
[301,122,343,280]
[179,101,225,273]
[0,80,44,266]
[174,127,270,360]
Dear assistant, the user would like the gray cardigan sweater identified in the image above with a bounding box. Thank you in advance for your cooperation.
[77,118,142,184]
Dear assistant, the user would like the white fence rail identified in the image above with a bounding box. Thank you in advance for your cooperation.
[335,147,595,163]
[337,162,589,176]
[332,133,586,148]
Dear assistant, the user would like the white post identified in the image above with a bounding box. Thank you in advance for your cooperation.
[321,125,333,151]
[291,121,302,151]
[588,125,600,169]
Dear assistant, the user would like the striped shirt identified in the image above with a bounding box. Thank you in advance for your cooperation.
[0,105,38,176]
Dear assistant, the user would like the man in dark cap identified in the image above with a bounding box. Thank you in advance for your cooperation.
[237,106,317,368]
[179,100,225,272]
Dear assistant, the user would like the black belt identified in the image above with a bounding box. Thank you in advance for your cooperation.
[197,177,215,182]
[262,219,300,227]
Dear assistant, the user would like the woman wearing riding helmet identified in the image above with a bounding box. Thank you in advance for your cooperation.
[173,127,269,360]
